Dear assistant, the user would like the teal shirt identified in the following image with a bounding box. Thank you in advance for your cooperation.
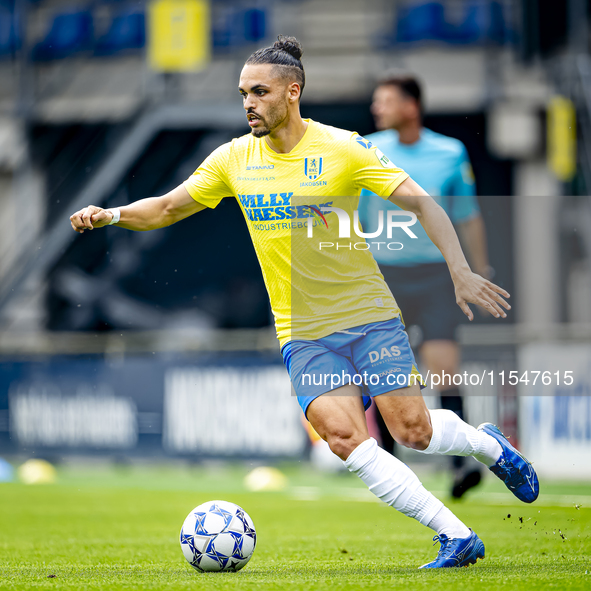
[358,128,479,266]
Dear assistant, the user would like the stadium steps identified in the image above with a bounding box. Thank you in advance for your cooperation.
[299,0,391,52]
[34,56,145,122]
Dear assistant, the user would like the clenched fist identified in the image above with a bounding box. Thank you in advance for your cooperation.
[70,205,114,234]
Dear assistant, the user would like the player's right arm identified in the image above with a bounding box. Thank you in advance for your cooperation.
[390,178,510,320]
[70,184,206,234]
[71,140,234,234]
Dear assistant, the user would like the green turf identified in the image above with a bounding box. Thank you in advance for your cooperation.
[0,462,590,590]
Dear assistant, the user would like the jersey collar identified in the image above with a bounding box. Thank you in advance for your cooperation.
[261,119,315,159]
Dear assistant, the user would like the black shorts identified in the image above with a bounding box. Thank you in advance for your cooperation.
[380,262,465,343]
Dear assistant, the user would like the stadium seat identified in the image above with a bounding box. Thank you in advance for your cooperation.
[486,1,511,44]
[395,2,446,44]
[32,9,93,61]
[0,7,19,58]
[393,0,510,46]
[213,6,266,49]
[94,9,145,56]
[243,8,266,43]
[441,1,509,44]
[441,2,482,44]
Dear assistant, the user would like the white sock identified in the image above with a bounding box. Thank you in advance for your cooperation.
[427,506,471,539]
[345,438,469,537]
[418,409,502,467]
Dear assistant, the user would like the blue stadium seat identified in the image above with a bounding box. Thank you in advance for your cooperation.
[395,2,446,44]
[485,1,511,44]
[442,2,481,44]
[0,7,20,57]
[32,9,93,61]
[94,9,145,56]
[441,1,509,44]
[243,8,266,43]
[213,6,266,49]
[394,0,510,46]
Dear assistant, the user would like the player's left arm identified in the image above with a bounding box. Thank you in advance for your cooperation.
[450,147,491,280]
[389,177,510,320]
[456,215,490,279]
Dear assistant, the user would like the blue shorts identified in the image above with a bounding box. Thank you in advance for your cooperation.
[281,317,423,417]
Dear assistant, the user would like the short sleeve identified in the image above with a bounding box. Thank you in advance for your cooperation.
[452,145,476,197]
[183,142,233,209]
[448,145,480,223]
[348,134,408,198]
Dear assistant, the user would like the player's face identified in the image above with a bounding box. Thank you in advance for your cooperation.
[239,64,292,137]
[371,85,417,131]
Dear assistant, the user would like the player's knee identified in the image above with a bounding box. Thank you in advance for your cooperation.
[325,429,365,461]
[396,421,432,451]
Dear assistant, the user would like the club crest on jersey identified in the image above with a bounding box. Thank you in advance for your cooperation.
[304,157,323,180]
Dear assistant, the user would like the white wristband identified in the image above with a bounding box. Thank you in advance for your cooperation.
[108,208,121,225]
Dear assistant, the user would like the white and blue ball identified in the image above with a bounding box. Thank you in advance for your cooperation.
[180,500,256,572]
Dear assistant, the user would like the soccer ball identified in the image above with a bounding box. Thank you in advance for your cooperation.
[180,500,257,572]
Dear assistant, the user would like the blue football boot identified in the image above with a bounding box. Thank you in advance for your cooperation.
[419,530,485,569]
[478,422,539,503]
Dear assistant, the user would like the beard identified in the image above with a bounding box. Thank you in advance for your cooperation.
[249,101,288,137]
[252,126,271,138]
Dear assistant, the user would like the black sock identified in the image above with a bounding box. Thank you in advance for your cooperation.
[375,407,396,456]
[441,388,465,470]
[440,387,463,419]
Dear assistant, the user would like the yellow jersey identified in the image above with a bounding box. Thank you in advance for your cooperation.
[184,119,409,347]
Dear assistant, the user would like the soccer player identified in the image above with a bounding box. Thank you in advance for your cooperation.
[70,36,539,568]
[358,73,490,498]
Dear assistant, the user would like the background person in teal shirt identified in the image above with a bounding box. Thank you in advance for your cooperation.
[359,73,492,499]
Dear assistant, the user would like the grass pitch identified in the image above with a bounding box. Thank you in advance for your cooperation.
[0,461,589,590]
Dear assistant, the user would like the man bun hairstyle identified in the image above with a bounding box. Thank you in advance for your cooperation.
[246,35,305,97]
[378,70,423,115]
[273,36,303,61]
